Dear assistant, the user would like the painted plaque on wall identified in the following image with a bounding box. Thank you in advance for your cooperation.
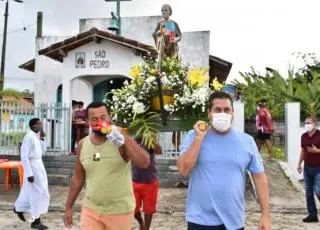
[75,52,86,68]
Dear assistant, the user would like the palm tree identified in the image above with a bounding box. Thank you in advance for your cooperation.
[233,68,288,120]
[283,70,320,118]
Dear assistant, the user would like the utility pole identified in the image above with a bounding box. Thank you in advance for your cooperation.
[0,0,9,90]
[36,11,43,38]
[0,0,23,90]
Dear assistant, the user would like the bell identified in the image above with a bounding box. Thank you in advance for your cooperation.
[108,18,120,32]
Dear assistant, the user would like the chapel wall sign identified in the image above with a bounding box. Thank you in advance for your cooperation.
[75,50,110,69]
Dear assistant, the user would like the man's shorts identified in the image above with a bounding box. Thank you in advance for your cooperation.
[133,180,159,214]
[256,130,271,140]
[81,206,133,230]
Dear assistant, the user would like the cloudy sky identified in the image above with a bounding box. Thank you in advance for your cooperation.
[1,0,320,91]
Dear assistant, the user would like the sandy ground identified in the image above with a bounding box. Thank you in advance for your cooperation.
[0,159,319,230]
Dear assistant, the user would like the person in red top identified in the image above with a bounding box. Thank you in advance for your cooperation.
[73,101,86,121]
[297,116,320,223]
[73,101,89,144]
[255,99,274,160]
[132,139,162,230]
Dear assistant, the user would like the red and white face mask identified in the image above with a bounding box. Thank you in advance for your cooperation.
[91,119,112,134]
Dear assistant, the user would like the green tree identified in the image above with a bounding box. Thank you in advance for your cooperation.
[284,70,320,118]
[234,56,320,120]
[0,88,23,99]
[233,68,289,120]
[21,89,34,98]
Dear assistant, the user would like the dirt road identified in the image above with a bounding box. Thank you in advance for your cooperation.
[0,160,318,230]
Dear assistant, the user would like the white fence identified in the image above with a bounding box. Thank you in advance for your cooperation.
[0,101,244,158]
[0,102,71,156]
[158,101,245,159]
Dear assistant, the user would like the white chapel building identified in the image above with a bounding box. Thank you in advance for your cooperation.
[19,16,214,107]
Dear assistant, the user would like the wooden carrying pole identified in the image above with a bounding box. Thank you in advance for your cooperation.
[155,33,167,126]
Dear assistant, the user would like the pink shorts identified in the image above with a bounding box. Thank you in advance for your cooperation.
[81,206,134,230]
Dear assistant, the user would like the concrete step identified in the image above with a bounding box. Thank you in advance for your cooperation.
[158,171,187,181]
[47,174,71,186]
[168,165,178,171]
[156,164,170,171]
[45,167,73,176]
[43,155,76,162]
[43,161,75,170]
[155,158,177,165]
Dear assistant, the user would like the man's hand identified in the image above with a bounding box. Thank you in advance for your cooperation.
[297,164,302,174]
[40,130,45,140]
[107,126,125,148]
[307,145,320,153]
[170,37,177,43]
[161,27,169,35]
[63,209,73,228]
[27,176,34,183]
[258,214,271,230]
[194,121,209,141]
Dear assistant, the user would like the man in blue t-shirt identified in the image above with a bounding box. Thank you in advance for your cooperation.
[177,91,270,230]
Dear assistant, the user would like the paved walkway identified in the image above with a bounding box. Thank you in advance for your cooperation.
[0,160,319,229]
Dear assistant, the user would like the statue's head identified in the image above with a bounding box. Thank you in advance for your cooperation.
[161,4,172,19]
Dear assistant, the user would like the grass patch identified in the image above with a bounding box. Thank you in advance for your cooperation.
[260,145,286,160]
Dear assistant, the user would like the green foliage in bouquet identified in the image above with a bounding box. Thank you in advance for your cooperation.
[128,112,161,149]
[104,56,224,148]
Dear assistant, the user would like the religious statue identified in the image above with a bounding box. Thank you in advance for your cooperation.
[153,4,182,58]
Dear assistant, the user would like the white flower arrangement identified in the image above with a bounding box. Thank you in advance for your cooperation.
[105,57,225,124]
[104,57,224,148]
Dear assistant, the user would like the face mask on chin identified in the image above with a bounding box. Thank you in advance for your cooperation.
[211,113,232,133]
[305,124,315,133]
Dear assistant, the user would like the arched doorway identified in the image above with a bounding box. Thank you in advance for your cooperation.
[93,77,130,102]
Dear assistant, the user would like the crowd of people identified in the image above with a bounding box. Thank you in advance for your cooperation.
[10,91,320,229]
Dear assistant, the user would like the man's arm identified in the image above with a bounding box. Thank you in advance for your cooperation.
[297,149,305,174]
[65,140,85,211]
[20,136,33,178]
[246,137,270,228]
[121,133,150,169]
[298,149,305,165]
[39,130,47,153]
[252,173,270,223]
[40,140,47,154]
[177,122,207,177]
[306,145,320,154]
[177,137,202,177]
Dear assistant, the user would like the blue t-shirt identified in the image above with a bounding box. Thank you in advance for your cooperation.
[180,129,264,229]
